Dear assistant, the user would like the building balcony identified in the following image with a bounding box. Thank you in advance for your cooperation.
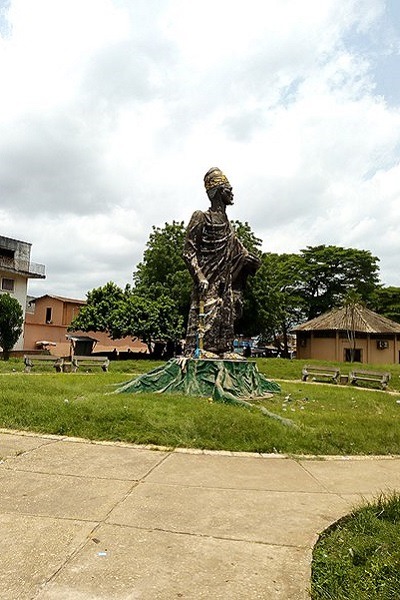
[0,256,46,279]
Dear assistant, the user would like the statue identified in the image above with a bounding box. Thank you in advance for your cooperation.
[117,167,282,411]
[183,167,261,357]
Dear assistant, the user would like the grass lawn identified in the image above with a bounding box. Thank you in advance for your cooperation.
[2,356,400,599]
[311,492,400,600]
[0,357,400,454]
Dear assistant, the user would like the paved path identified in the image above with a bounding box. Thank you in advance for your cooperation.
[1,430,400,599]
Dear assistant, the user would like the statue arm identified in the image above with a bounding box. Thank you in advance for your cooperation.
[183,211,209,294]
[244,251,262,273]
[231,234,261,288]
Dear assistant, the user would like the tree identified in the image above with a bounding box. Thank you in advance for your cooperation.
[133,219,263,329]
[0,293,24,360]
[299,245,380,319]
[231,220,263,256]
[69,283,184,357]
[110,293,184,357]
[69,281,125,333]
[240,253,307,356]
[343,291,364,363]
[238,244,381,355]
[371,286,400,323]
[133,221,192,323]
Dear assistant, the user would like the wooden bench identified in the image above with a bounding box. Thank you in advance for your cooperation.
[301,365,340,384]
[24,354,64,373]
[349,369,391,390]
[71,356,110,372]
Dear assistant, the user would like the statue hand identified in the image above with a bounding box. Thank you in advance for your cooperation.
[249,252,261,265]
[198,277,209,295]
[246,253,261,272]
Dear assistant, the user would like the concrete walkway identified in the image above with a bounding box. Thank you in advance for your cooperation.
[1,431,400,600]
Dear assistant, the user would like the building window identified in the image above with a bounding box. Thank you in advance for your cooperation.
[1,278,15,292]
[345,348,362,363]
[0,248,15,260]
[45,307,52,324]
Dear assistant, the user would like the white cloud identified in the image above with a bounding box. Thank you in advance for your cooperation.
[0,0,399,301]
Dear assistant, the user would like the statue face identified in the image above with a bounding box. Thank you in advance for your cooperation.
[220,185,234,205]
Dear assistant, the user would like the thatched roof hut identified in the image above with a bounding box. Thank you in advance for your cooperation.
[295,304,400,334]
[293,304,400,364]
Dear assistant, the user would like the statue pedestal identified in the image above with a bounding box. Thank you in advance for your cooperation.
[117,357,280,403]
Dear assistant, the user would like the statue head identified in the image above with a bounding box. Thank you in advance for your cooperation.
[204,167,230,191]
[204,167,234,205]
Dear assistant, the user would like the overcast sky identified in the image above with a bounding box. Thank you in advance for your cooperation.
[1,0,400,300]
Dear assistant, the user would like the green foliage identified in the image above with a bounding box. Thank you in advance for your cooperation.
[134,221,187,288]
[0,293,23,360]
[312,492,400,599]
[70,283,184,355]
[109,293,184,350]
[241,252,306,353]
[240,245,381,346]
[72,221,384,356]
[133,221,192,320]
[371,286,400,323]
[70,223,191,353]
[133,219,263,331]
[299,245,380,319]
[2,357,400,454]
[231,220,263,256]
[69,281,125,333]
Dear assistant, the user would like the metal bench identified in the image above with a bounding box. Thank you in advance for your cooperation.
[301,365,340,384]
[349,369,391,390]
[24,354,64,373]
[71,356,110,372]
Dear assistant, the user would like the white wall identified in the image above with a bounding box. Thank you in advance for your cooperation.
[0,270,28,351]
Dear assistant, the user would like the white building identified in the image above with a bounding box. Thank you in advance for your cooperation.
[0,235,45,351]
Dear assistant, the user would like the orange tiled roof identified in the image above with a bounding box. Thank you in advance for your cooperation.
[33,294,86,305]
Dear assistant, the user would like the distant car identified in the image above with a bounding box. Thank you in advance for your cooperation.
[251,347,279,358]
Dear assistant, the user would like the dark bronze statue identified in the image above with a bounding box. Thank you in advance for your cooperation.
[183,167,261,357]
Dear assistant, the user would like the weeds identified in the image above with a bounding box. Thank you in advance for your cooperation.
[311,492,400,599]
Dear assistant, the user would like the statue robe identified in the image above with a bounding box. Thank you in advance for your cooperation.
[183,209,250,355]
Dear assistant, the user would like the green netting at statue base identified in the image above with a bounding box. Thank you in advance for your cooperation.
[116,358,292,424]
[117,358,280,402]
[117,358,280,399]
[115,358,294,426]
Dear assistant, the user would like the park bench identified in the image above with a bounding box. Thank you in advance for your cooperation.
[301,365,340,384]
[349,369,391,390]
[71,355,110,372]
[24,354,64,373]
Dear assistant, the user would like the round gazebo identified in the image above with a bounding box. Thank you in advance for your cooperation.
[293,304,400,364]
